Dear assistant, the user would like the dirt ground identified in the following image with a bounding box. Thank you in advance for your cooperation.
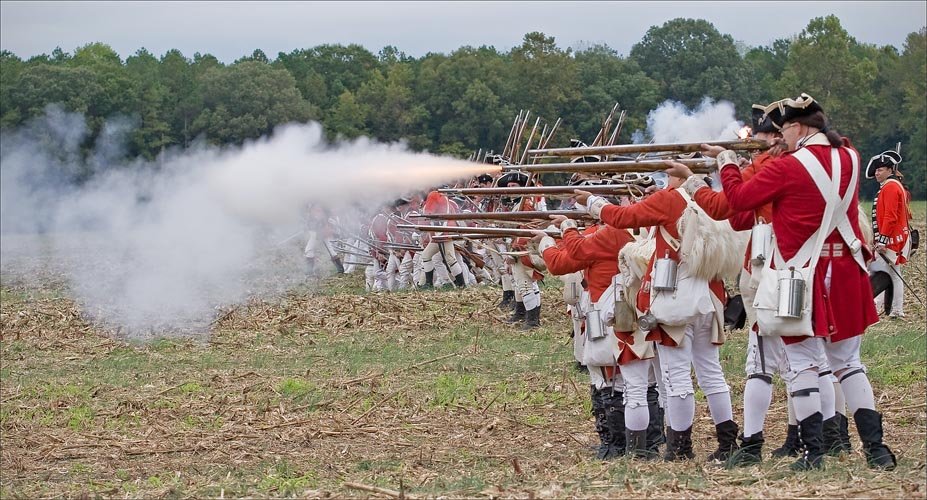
[1,206,925,498]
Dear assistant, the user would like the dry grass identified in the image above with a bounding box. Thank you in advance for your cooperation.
[1,205,925,498]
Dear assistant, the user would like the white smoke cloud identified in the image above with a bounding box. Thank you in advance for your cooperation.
[634,98,744,144]
[1,106,491,336]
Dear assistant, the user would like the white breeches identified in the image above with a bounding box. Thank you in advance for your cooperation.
[421,240,462,276]
[303,230,318,259]
[744,330,788,378]
[511,261,541,310]
[655,312,730,398]
[621,358,652,409]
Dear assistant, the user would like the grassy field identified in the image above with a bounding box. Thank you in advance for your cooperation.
[1,205,925,498]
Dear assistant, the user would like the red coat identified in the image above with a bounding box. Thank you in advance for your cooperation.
[598,189,727,346]
[873,178,911,264]
[543,224,633,302]
[719,140,878,343]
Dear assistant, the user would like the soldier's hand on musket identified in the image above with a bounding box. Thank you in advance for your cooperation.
[664,161,694,180]
[528,230,547,243]
[572,189,593,206]
[548,214,569,226]
[700,144,725,158]
[767,138,787,157]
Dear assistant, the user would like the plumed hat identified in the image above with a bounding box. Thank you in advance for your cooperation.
[865,150,902,179]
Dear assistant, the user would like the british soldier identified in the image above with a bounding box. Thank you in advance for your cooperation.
[866,149,913,318]
[574,175,740,463]
[702,93,895,471]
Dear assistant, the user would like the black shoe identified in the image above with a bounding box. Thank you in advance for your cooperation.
[646,385,665,452]
[791,412,825,471]
[854,409,897,470]
[626,429,657,460]
[574,361,588,373]
[772,424,801,458]
[707,420,740,462]
[521,305,541,330]
[836,412,852,454]
[602,389,626,459]
[422,270,435,289]
[453,272,466,288]
[506,302,526,323]
[823,415,851,456]
[590,386,610,459]
[726,432,764,468]
[590,387,625,460]
[497,290,515,310]
[663,426,695,461]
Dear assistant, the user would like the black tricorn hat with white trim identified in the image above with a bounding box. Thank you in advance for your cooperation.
[770,93,824,125]
[751,104,779,134]
[865,150,902,179]
[496,171,530,187]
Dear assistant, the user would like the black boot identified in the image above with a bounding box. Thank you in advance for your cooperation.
[601,389,626,459]
[453,272,466,288]
[663,426,695,461]
[791,412,825,471]
[497,290,515,310]
[854,409,897,470]
[422,270,435,289]
[822,415,848,456]
[626,429,656,460]
[708,420,740,462]
[573,361,588,373]
[771,424,801,458]
[590,386,610,459]
[645,385,665,453]
[726,432,764,468]
[506,301,526,323]
[836,412,852,453]
[521,305,541,330]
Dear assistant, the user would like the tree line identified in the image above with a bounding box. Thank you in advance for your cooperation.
[1,16,924,198]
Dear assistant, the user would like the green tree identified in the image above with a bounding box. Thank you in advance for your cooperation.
[356,64,429,147]
[0,50,25,127]
[895,28,927,198]
[775,16,878,142]
[126,48,171,158]
[630,18,749,111]
[326,90,368,139]
[191,61,315,144]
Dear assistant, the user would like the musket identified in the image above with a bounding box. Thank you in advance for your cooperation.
[607,110,626,146]
[502,110,523,160]
[528,139,769,158]
[433,233,508,242]
[398,224,562,238]
[519,117,541,166]
[878,252,925,306]
[410,210,591,221]
[383,242,424,252]
[438,185,645,196]
[511,111,531,163]
[342,260,374,267]
[501,157,715,174]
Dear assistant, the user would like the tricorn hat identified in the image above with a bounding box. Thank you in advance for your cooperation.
[766,93,823,128]
[751,104,779,134]
[496,171,530,188]
[476,173,494,184]
[865,150,902,179]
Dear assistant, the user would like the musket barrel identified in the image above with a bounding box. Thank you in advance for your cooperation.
[500,158,714,174]
[528,139,768,158]
[397,224,561,238]
[438,185,641,196]
[411,210,590,221]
